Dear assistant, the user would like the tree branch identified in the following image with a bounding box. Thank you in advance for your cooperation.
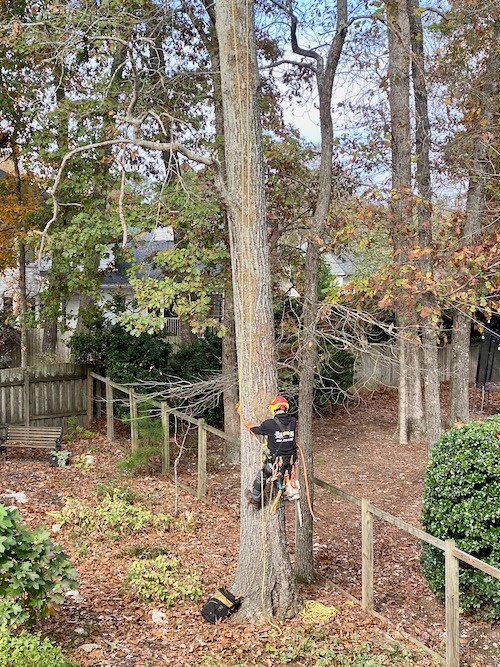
[38,137,221,261]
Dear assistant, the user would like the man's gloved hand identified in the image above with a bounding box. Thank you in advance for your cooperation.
[235,402,253,431]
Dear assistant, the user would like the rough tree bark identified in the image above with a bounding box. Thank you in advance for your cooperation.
[407,0,441,452]
[280,0,349,584]
[216,0,301,620]
[387,0,425,444]
[447,22,499,427]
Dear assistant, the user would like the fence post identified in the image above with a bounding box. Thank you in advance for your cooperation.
[445,539,460,667]
[161,402,170,477]
[129,389,139,450]
[361,497,374,612]
[96,378,102,419]
[105,377,114,443]
[23,369,31,426]
[86,367,93,426]
[197,418,207,499]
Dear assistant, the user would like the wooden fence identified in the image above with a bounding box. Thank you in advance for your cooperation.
[89,370,500,667]
[89,371,238,496]
[314,478,500,667]
[0,363,89,434]
[354,343,484,390]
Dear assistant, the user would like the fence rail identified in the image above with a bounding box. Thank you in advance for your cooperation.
[88,372,500,666]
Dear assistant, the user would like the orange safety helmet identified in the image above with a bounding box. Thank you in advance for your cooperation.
[269,395,289,415]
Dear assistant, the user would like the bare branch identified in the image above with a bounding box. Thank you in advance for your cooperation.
[118,164,127,247]
[38,137,221,262]
[262,58,317,74]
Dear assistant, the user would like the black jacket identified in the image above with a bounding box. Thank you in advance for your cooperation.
[250,413,297,458]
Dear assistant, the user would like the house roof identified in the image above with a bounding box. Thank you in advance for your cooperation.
[324,251,355,277]
[101,236,174,289]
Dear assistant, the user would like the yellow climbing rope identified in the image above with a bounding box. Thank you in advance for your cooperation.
[299,600,338,622]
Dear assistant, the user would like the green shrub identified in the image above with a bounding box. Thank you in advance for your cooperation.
[53,491,193,537]
[0,625,78,667]
[117,445,160,474]
[53,493,151,536]
[126,555,202,605]
[420,415,500,619]
[0,506,77,627]
[69,308,172,384]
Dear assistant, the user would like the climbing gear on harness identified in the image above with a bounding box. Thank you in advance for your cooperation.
[285,468,301,501]
[200,588,242,624]
[269,395,289,415]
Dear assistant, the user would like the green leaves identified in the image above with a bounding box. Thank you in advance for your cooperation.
[0,505,77,628]
[420,415,500,619]
[0,625,78,667]
[126,555,203,606]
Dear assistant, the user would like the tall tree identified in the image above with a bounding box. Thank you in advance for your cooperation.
[269,0,350,582]
[215,0,301,619]
[446,7,499,426]
[386,0,426,444]
[406,0,441,449]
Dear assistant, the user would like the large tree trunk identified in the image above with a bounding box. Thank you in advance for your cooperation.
[11,149,29,368]
[216,0,301,620]
[387,0,425,443]
[407,0,441,451]
[291,0,348,585]
[221,284,240,461]
[447,23,499,427]
[188,3,240,455]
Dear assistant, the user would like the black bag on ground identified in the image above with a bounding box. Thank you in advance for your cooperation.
[200,588,242,624]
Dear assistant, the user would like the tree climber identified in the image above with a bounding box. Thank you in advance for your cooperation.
[247,395,300,508]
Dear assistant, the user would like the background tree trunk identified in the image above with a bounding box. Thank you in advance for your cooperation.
[11,149,28,368]
[216,0,301,620]
[447,23,499,427]
[222,284,240,460]
[188,3,240,454]
[407,0,441,451]
[291,0,348,585]
[387,0,425,443]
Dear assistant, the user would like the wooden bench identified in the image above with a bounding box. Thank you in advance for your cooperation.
[0,426,63,455]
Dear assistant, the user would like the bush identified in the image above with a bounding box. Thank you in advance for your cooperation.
[69,309,172,384]
[53,491,190,537]
[420,415,500,619]
[126,555,202,605]
[0,625,78,667]
[0,506,77,627]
